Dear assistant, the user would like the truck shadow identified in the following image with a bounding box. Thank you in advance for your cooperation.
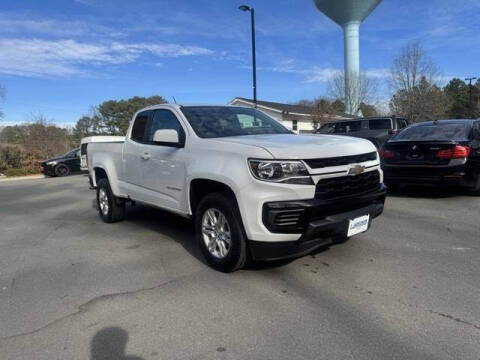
[90,200,331,271]
[124,204,204,263]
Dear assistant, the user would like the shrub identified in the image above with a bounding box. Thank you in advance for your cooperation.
[0,145,24,172]
[0,145,41,176]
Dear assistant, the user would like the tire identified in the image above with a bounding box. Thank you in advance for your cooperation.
[96,178,125,223]
[195,192,248,272]
[54,164,70,177]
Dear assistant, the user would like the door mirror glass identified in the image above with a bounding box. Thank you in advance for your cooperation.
[153,129,180,146]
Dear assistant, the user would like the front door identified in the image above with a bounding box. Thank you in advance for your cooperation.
[141,109,187,211]
[121,110,152,199]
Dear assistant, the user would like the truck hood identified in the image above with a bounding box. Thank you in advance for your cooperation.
[215,134,376,159]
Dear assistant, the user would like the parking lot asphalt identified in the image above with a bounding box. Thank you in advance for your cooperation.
[0,174,479,359]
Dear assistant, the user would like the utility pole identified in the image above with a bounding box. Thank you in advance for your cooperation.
[465,77,477,116]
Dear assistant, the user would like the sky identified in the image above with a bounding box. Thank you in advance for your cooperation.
[0,0,479,126]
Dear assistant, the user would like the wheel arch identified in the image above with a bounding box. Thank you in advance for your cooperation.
[189,178,239,217]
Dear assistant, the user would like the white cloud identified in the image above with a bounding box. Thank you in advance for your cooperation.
[0,38,214,77]
[261,59,390,84]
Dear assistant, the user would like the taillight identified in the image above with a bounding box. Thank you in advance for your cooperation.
[379,148,396,159]
[436,145,471,159]
[388,129,398,135]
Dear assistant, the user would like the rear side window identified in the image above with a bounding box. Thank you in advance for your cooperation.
[369,119,392,130]
[131,111,151,142]
[146,109,185,143]
[336,121,361,133]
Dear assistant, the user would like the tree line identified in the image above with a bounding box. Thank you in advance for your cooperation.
[299,42,479,126]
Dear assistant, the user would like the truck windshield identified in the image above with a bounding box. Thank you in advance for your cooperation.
[181,106,291,138]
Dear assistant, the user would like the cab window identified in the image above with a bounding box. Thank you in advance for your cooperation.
[369,119,392,130]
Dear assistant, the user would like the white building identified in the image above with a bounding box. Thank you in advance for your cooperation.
[229,97,350,133]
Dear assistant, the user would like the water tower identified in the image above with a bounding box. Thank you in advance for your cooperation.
[313,0,382,115]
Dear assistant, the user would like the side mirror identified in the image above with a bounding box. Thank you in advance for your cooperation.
[153,129,182,147]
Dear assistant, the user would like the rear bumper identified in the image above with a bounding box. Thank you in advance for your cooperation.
[249,186,386,261]
[382,164,477,187]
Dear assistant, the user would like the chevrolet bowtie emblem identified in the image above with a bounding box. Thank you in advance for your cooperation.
[348,165,366,176]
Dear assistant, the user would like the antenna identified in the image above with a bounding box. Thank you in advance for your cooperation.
[172,96,177,104]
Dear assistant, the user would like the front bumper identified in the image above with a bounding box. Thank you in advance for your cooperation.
[249,185,386,261]
[40,164,55,176]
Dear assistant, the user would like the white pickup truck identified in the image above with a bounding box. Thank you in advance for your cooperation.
[86,104,386,272]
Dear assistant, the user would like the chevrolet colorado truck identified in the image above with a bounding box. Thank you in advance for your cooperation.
[86,104,386,272]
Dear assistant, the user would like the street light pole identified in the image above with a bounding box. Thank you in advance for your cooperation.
[465,77,477,116]
[239,5,257,108]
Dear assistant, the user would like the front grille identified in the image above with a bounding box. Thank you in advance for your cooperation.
[315,170,381,200]
[304,152,377,169]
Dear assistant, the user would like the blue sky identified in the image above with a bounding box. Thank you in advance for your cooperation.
[0,0,479,126]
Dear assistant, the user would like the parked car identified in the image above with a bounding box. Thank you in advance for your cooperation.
[41,148,81,177]
[86,104,386,272]
[380,119,480,193]
[316,116,408,148]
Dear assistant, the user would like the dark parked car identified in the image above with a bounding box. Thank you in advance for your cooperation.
[316,116,408,148]
[41,148,81,177]
[380,119,480,193]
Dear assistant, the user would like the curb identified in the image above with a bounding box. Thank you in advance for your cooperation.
[0,174,46,182]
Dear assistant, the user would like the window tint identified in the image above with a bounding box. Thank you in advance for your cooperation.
[317,123,336,134]
[369,119,392,130]
[394,123,469,141]
[131,111,150,142]
[338,121,361,133]
[146,109,185,144]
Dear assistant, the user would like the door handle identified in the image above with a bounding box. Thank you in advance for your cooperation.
[141,152,151,160]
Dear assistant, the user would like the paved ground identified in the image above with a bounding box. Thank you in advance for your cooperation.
[0,175,479,360]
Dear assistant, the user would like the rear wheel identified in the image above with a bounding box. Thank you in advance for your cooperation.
[54,164,70,177]
[195,192,247,272]
[96,178,125,223]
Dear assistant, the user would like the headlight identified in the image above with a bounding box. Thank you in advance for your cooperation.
[46,161,57,166]
[248,159,313,184]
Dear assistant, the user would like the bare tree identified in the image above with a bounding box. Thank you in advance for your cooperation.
[310,99,338,130]
[389,42,446,122]
[328,71,378,116]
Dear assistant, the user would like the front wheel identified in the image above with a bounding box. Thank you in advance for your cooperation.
[195,193,248,272]
[54,164,70,177]
[96,178,125,223]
